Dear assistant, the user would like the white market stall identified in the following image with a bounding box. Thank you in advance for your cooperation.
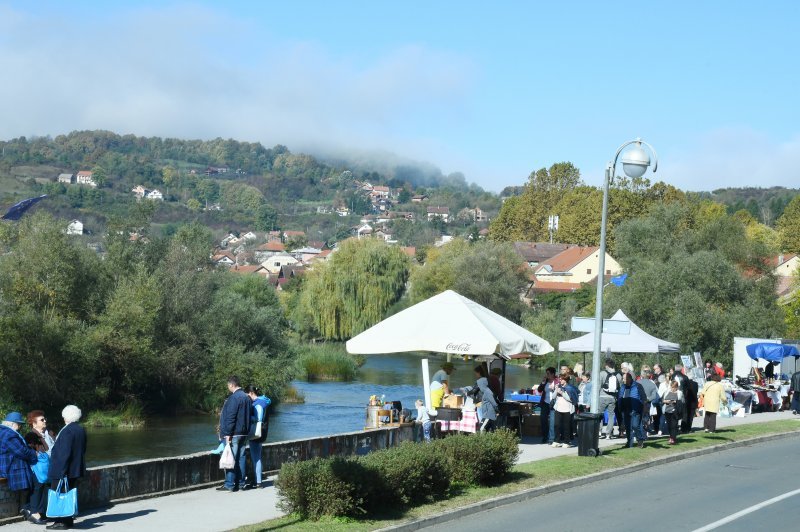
[558,309,680,354]
[346,289,554,412]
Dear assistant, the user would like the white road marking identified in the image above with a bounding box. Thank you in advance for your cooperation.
[692,487,800,532]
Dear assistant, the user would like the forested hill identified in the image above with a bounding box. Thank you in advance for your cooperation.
[0,131,500,246]
[702,187,800,226]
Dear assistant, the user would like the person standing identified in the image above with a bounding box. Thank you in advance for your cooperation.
[218,376,251,492]
[791,369,800,415]
[662,380,684,445]
[0,412,38,521]
[598,360,621,439]
[617,373,647,448]
[23,432,49,524]
[245,385,271,489]
[578,373,592,413]
[699,373,728,433]
[430,362,455,407]
[537,367,557,444]
[552,374,579,448]
[47,405,87,530]
[27,411,55,454]
[639,369,659,436]
[673,364,691,433]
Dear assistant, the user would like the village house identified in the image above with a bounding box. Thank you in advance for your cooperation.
[290,246,323,263]
[389,211,414,221]
[66,220,83,236]
[513,242,576,269]
[145,189,163,201]
[356,223,373,239]
[262,252,300,274]
[220,233,241,248]
[241,231,258,241]
[254,241,286,263]
[267,230,282,243]
[427,206,450,222]
[531,246,622,292]
[212,251,236,267]
[771,253,800,299]
[272,264,306,290]
[335,207,350,217]
[283,230,306,242]
[411,194,429,203]
[228,264,270,278]
[371,185,390,199]
[57,173,74,184]
[75,170,97,187]
[131,185,147,198]
[473,207,489,222]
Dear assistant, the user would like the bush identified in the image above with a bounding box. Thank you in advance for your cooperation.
[276,457,373,519]
[432,429,520,485]
[360,442,450,507]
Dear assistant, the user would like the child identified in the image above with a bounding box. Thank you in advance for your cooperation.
[415,400,432,442]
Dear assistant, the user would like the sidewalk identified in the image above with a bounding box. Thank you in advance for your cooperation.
[5,411,797,531]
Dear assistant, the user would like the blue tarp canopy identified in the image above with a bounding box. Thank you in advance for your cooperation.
[745,343,800,363]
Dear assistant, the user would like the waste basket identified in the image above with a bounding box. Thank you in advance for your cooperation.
[576,412,603,457]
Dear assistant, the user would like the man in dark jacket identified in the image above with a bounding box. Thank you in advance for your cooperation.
[617,374,647,448]
[47,405,87,530]
[218,375,251,492]
[791,370,800,414]
[673,364,691,432]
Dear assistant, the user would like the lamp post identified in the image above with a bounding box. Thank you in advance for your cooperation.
[590,138,658,414]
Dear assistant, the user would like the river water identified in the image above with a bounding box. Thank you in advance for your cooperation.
[86,353,543,466]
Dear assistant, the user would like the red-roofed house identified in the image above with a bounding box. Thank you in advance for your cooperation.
[76,170,97,187]
[212,251,236,267]
[533,246,622,285]
[772,253,799,299]
[229,264,270,278]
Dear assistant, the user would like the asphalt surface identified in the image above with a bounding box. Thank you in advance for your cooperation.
[426,433,800,532]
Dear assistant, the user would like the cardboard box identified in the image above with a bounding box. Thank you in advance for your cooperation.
[520,414,542,437]
[443,394,464,408]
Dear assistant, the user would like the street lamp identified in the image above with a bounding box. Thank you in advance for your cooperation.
[589,138,658,414]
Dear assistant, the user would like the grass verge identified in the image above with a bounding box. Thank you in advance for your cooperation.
[237,420,800,532]
[84,400,146,429]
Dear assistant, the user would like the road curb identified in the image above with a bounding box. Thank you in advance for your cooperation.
[378,429,800,531]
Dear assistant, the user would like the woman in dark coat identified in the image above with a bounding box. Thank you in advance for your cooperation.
[47,405,87,530]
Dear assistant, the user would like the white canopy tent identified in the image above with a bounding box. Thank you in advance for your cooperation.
[558,309,679,354]
[346,290,554,410]
[346,289,554,359]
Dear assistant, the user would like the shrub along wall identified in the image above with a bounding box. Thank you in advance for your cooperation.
[275,429,521,520]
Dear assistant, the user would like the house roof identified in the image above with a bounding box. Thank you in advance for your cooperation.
[257,241,285,252]
[230,265,268,275]
[308,240,325,250]
[58,173,73,179]
[77,170,93,176]
[767,253,798,270]
[284,230,306,237]
[530,279,585,293]
[479,228,490,235]
[373,185,390,192]
[535,246,599,274]
[776,276,796,298]
[427,206,450,214]
[513,242,575,264]
[212,251,236,263]
[401,246,416,258]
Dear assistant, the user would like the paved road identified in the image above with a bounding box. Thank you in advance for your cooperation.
[427,433,800,532]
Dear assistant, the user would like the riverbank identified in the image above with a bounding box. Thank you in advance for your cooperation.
[3,411,794,531]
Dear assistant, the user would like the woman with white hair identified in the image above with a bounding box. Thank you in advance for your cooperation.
[47,405,87,530]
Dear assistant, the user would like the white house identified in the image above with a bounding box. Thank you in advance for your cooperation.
[132,185,147,198]
[427,206,450,222]
[76,171,97,187]
[262,252,300,274]
[146,189,164,201]
[241,231,258,241]
[57,173,74,184]
[356,223,373,239]
[533,246,622,285]
[66,220,83,235]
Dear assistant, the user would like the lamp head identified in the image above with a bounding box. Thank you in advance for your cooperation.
[621,142,650,179]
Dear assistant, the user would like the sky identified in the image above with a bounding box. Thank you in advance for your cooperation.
[1,1,799,192]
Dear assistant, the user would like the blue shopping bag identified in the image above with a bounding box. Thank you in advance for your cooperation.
[46,478,78,518]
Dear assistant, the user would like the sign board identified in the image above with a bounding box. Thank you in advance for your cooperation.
[680,355,693,369]
[571,317,631,335]
[694,352,703,371]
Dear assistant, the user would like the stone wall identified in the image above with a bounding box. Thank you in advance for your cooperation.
[0,425,415,523]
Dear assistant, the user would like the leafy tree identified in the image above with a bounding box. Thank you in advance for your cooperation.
[187,198,201,211]
[777,195,800,253]
[409,239,529,321]
[294,239,410,340]
[398,189,411,203]
[255,203,278,232]
[91,164,108,187]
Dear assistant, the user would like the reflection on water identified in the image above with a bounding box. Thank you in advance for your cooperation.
[86,353,543,466]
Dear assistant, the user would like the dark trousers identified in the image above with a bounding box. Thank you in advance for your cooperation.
[614,403,623,434]
[652,403,663,434]
[682,403,696,433]
[24,480,48,516]
[666,412,679,440]
[49,478,79,525]
[540,403,551,443]
[704,412,718,432]
[554,410,572,444]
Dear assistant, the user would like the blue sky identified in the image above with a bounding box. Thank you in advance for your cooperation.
[1,1,799,191]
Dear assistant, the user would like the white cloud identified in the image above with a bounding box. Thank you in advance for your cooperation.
[0,4,474,170]
[662,127,800,191]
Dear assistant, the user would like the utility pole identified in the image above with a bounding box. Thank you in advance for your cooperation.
[548,215,559,244]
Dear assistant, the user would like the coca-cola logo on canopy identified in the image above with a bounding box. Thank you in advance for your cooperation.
[446,342,471,352]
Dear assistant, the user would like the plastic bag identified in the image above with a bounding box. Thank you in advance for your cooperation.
[219,442,234,469]
[719,404,731,418]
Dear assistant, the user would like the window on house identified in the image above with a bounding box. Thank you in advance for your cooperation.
[586,269,592,275]
[606,269,611,275]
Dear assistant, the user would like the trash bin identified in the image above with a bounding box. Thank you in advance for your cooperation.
[576,413,603,457]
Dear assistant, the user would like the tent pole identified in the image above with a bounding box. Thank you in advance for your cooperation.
[422,359,431,412]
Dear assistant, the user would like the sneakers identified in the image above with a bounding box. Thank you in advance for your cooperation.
[551,442,560,448]
[638,441,645,449]
[559,443,569,448]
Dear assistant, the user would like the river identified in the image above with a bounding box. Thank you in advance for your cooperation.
[86,353,544,466]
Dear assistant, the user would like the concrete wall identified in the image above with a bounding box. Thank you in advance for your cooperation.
[0,425,415,522]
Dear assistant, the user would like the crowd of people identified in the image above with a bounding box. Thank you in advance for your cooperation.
[0,406,87,529]
[537,359,732,448]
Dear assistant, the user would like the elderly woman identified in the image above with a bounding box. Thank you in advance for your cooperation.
[27,410,55,455]
[700,373,728,434]
[460,366,498,432]
[0,412,38,518]
[47,405,87,530]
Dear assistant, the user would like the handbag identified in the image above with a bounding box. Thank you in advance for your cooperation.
[218,442,235,469]
[46,477,78,518]
[249,421,264,441]
[719,403,731,418]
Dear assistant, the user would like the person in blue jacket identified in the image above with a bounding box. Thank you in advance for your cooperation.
[245,385,271,489]
[617,373,647,448]
[217,376,251,492]
[0,412,38,516]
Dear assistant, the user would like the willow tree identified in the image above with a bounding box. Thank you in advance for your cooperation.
[295,238,411,340]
